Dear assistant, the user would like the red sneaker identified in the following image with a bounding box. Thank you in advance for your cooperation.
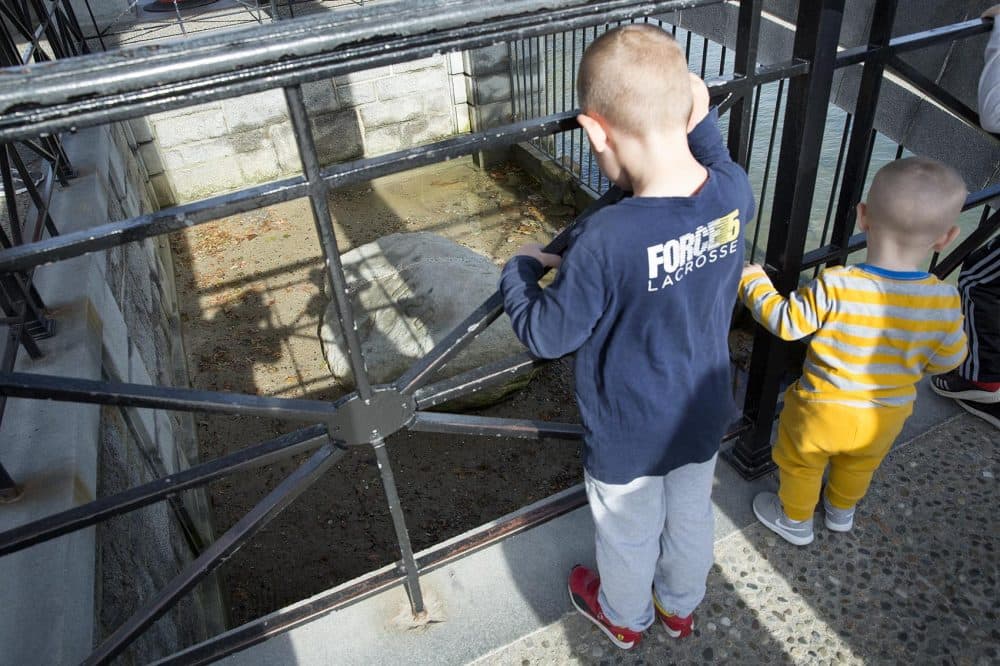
[567,565,642,649]
[654,596,694,638]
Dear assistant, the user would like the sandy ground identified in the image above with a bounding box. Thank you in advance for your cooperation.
[171,158,586,626]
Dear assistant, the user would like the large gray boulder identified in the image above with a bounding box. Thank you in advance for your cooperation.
[319,232,532,408]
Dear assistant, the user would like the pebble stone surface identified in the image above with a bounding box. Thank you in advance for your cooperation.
[474,414,998,665]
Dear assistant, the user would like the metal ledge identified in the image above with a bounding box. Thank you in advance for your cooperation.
[0,0,724,140]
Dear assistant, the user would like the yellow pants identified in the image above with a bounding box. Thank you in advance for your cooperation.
[773,387,912,521]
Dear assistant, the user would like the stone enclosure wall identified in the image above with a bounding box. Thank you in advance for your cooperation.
[0,120,223,664]
[145,53,476,203]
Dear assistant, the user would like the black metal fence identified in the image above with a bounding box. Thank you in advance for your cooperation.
[0,0,88,499]
[0,0,997,663]
[509,2,999,478]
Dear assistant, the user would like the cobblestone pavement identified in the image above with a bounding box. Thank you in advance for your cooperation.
[475,414,998,665]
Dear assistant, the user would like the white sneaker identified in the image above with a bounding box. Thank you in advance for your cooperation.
[752,492,814,546]
[823,495,855,532]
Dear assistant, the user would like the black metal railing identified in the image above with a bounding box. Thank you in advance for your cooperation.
[0,0,997,662]
[0,0,88,499]
[0,1,729,663]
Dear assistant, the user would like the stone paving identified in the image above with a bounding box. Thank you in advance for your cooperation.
[475,413,998,665]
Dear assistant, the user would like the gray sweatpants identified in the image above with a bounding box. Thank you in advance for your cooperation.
[585,454,717,631]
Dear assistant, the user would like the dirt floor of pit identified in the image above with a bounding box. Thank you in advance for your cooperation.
[171,157,586,626]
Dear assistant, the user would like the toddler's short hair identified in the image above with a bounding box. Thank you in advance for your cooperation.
[866,157,968,241]
[577,24,692,136]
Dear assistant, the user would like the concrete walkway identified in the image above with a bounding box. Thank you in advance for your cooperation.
[475,412,998,665]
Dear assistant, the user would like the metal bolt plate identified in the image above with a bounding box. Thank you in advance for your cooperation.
[326,387,415,446]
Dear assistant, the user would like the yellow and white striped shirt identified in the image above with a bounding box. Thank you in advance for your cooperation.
[739,264,967,408]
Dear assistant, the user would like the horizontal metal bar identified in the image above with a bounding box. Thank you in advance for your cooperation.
[933,207,1000,279]
[413,352,548,410]
[0,0,723,141]
[0,425,329,558]
[712,58,811,112]
[0,372,341,421]
[800,233,868,270]
[0,112,579,274]
[409,411,585,440]
[85,442,345,666]
[155,484,590,666]
[801,186,999,272]
[394,292,505,395]
[835,18,991,68]
[963,182,1000,210]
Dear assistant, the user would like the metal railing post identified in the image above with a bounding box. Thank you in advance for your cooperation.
[726,0,762,167]
[283,84,374,401]
[371,439,425,615]
[725,0,847,479]
[827,0,899,267]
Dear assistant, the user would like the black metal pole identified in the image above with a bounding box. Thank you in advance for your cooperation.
[413,352,547,409]
[828,0,898,267]
[725,0,762,167]
[725,0,846,479]
[0,371,340,421]
[284,85,374,401]
[83,442,344,666]
[0,318,21,502]
[0,425,329,557]
[371,438,424,615]
[409,412,585,440]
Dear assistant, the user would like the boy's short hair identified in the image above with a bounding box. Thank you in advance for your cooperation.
[578,24,692,136]
[866,156,968,240]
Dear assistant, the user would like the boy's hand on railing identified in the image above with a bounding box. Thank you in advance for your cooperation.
[984,5,1000,19]
[688,73,711,132]
[513,243,563,269]
[742,263,766,279]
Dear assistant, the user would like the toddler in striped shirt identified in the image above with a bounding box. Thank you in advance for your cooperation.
[739,156,968,545]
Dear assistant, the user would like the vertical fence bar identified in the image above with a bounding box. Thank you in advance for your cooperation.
[0,318,22,502]
[828,0,898,267]
[726,0,847,479]
[749,79,784,263]
[726,0,762,168]
[371,438,425,615]
[283,85,373,400]
[815,112,854,276]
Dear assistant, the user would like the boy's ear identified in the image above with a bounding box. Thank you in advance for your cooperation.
[577,113,609,153]
[855,202,869,232]
[932,224,961,252]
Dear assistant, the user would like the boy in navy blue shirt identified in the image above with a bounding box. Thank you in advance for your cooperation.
[500,25,755,649]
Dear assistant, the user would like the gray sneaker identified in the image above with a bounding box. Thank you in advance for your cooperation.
[752,492,814,546]
[822,495,855,532]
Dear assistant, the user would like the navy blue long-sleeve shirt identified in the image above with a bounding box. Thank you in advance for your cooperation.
[500,109,755,483]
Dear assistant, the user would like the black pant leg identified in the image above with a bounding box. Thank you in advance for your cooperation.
[958,236,1000,383]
